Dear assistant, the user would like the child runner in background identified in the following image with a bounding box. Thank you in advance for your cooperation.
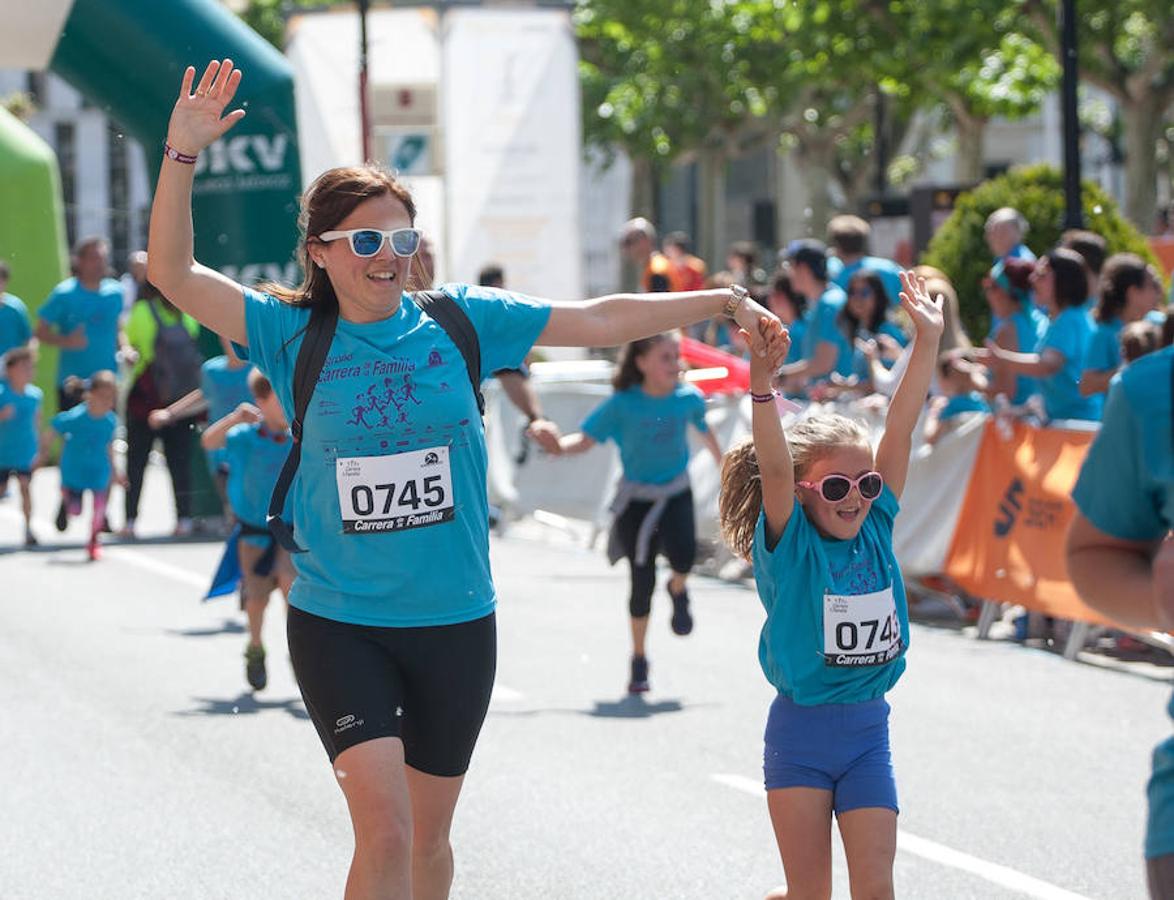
[718,271,942,899]
[923,350,991,446]
[150,335,253,519]
[559,334,721,694]
[0,347,44,545]
[201,370,293,691]
[48,370,122,560]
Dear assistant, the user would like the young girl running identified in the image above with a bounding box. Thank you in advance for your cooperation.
[718,270,942,899]
[559,334,721,694]
[48,370,122,560]
[0,347,44,545]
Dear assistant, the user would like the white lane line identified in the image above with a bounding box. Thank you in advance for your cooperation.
[106,546,208,590]
[710,774,1093,900]
[491,684,525,703]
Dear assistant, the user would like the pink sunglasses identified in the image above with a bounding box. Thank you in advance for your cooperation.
[797,471,884,503]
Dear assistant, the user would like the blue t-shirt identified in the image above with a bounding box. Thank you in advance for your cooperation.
[201,356,254,472]
[940,391,991,421]
[224,422,292,543]
[751,485,909,705]
[38,277,124,384]
[833,256,905,308]
[581,383,709,485]
[1084,317,1122,376]
[1040,306,1101,422]
[0,293,32,357]
[801,284,852,380]
[988,306,1048,406]
[784,318,807,365]
[51,404,117,491]
[1071,347,1173,857]
[238,283,550,627]
[1005,243,1037,263]
[0,381,42,470]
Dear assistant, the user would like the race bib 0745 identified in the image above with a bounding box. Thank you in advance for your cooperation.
[822,586,903,668]
[335,446,455,534]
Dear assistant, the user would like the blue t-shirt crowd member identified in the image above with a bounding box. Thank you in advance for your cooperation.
[147,71,788,897]
[840,270,909,381]
[200,348,254,476]
[562,333,722,693]
[779,240,853,387]
[0,260,32,359]
[36,238,124,411]
[1068,346,1173,894]
[982,257,1047,407]
[201,368,295,693]
[827,215,905,311]
[0,347,43,545]
[1081,253,1165,402]
[50,371,119,561]
[718,269,942,900]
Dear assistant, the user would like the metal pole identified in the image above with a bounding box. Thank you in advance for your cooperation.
[874,87,888,199]
[359,0,372,163]
[1059,0,1083,228]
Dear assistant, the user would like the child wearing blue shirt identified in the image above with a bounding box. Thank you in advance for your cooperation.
[1080,253,1165,400]
[1067,345,1173,894]
[718,270,942,899]
[47,370,121,561]
[559,333,722,694]
[0,347,44,545]
[201,369,293,691]
[924,350,990,445]
[980,248,1100,423]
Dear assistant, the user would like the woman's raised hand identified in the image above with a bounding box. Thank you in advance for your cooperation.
[166,59,246,157]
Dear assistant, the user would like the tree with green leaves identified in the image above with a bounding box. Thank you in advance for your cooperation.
[1019,0,1174,228]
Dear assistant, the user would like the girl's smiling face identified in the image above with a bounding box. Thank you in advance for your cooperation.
[636,336,682,395]
[796,443,877,540]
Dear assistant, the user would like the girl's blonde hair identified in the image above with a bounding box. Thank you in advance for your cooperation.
[718,413,871,560]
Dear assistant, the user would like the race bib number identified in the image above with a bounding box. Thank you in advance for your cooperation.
[822,587,903,667]
[336,446,454,534]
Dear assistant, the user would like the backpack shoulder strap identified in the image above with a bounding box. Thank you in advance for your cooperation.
[267,301,339,553]
[413,289,484,417]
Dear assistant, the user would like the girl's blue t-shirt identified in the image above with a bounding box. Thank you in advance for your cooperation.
[51,405,116,491]
[224,422,292,544]
[581,383,709,485]
[751,485,909,705]
[237,284,550,628]
[201,356,254,472]
[0,382,42,470]
[1040,306,1101,422]
[988,306,1048,405]
[940,391,991,420]
[1084,318,1122,375]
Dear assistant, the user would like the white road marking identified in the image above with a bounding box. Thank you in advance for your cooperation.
[490,684,525,703]
[710,774,1093,900]
[105,546,209,589]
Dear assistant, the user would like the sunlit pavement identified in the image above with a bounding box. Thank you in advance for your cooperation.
[0,461,1166,899]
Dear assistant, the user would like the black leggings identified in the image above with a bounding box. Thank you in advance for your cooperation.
[124,414,194,521]
[614,488,696,619]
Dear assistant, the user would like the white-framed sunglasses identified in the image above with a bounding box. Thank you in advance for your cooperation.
[317,227,422,258]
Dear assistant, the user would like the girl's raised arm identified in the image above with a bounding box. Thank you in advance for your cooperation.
[749,324,795,544]
[875,272,943,499]
[147,59,249,345]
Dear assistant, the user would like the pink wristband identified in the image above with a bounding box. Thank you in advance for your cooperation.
[163,141,198,164]
[750,390,776,403]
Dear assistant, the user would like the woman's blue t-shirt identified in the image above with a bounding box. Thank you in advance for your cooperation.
[1084,318,1122,376]
[0,382,42,470]
[1040,306,1101,422]
[38,278,124,384]
[51,405,116,491]
[581,383,709,485]
[238,284,550,627]
[940,391,991,421]
[801,285,853,380]
[988,306,1048,406]
[751,485,909,705]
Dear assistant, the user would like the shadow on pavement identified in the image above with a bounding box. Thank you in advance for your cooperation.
[168,618,247,638]
[587,695,685,718]
[175,691,309,720]
[0,532,225,556]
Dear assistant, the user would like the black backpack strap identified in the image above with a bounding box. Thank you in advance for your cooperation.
[413,289,484,417]
[267,300,339,553]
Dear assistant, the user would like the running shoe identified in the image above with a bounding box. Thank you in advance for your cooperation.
[628,655,650,694]
[668,583,694,636]
[86,539,101,561]
[54,500,68,533]
[245,644,268,691]
[24,529,38,547]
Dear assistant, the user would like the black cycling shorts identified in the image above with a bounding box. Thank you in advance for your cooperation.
[287,605,496,777]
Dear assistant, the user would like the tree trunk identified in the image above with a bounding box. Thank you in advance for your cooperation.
[953,110,987,186]
[1121,97,1164,231]
[697,145,728,271]
[629,156,656,220]
[793,136,836,237]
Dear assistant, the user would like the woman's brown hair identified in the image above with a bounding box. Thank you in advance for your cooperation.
[719,414,871,560]
[612,334,672,391]
[260,164,417,308]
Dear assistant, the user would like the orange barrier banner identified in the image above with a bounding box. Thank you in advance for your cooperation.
[944,419,1117,626]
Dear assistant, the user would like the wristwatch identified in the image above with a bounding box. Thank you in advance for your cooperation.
[722,283,749,319]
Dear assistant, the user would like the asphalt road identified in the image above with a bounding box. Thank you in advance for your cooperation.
[0,464,1167,899]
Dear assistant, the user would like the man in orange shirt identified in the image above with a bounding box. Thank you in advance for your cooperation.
[620,217,680,293]
[663,231,708,292]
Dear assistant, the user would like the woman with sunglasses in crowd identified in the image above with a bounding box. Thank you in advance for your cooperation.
[839,270,908,383]
[718,271,943,900]
[147,60,787,900]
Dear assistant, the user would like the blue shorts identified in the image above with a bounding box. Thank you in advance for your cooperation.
[763,694,898,815]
